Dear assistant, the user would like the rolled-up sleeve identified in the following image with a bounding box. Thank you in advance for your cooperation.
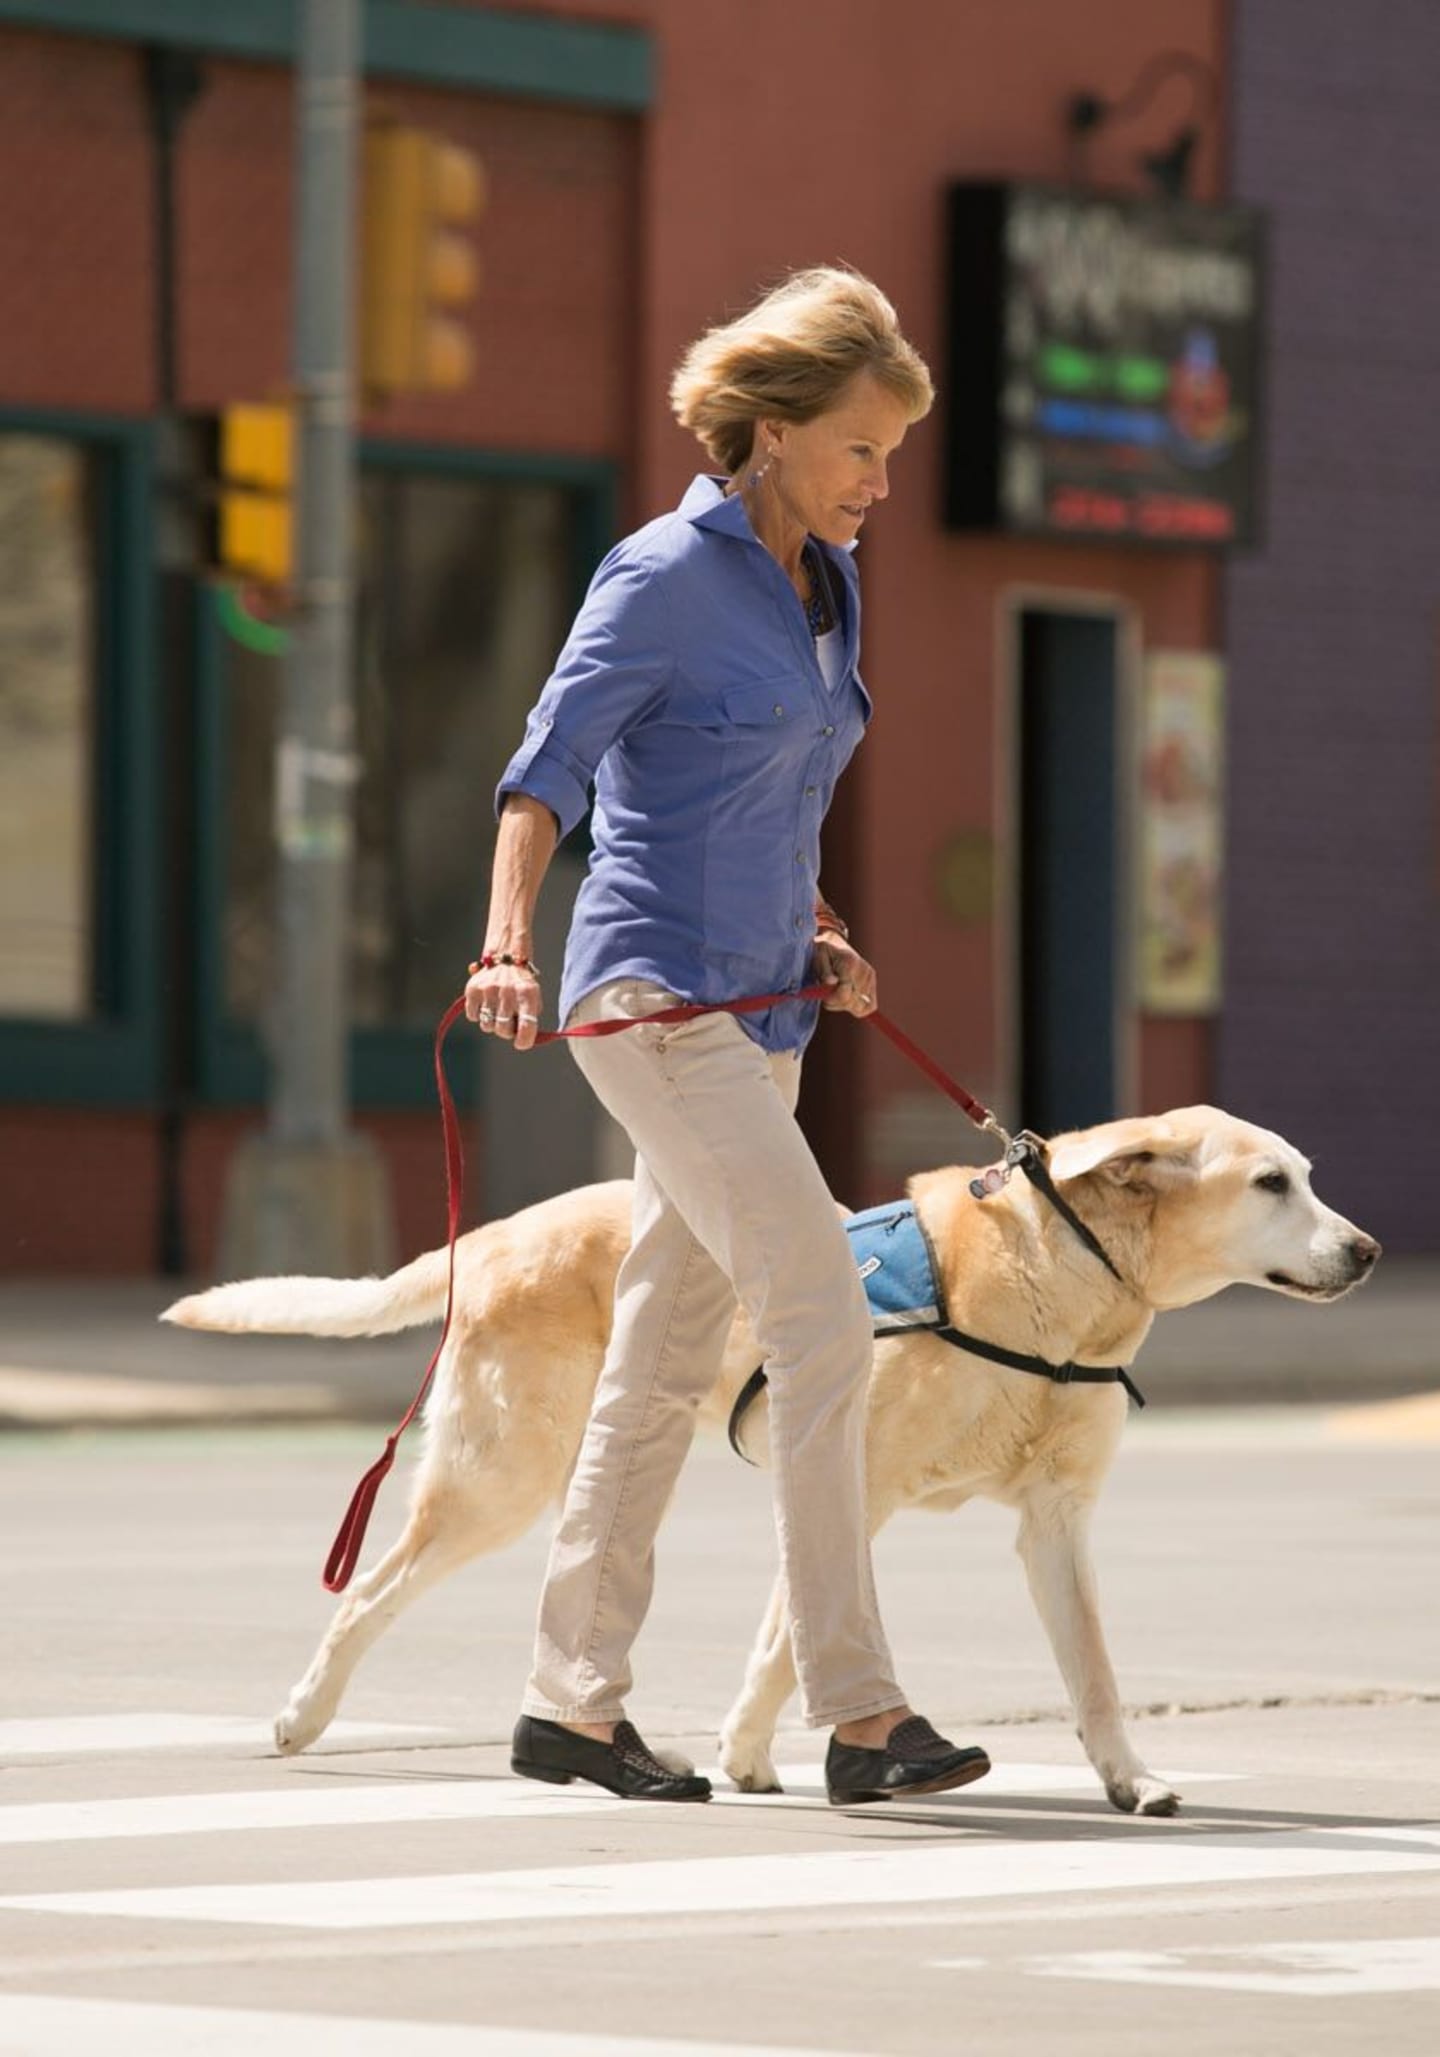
[495,547,673,840]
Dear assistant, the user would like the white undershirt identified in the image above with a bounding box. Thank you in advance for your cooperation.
[815,624,844,692]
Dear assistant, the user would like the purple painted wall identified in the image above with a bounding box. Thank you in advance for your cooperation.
[1222,0,1440,1250]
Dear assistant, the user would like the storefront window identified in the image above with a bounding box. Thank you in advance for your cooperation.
[223,469,575,1029]
[0,436,97,1021]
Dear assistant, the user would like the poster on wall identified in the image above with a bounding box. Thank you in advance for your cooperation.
[943,183,1264,548]
[1139,651,1223,1013]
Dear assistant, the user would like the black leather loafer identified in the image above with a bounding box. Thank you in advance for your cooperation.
[825,1714,990,1805]
[511,1715,712,1801]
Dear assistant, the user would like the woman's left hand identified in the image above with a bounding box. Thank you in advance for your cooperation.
[812,933,878,1016]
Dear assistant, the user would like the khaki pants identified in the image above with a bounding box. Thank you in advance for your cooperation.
[521,979,904,1730]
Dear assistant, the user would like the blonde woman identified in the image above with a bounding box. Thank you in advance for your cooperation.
[468,267,990,1806]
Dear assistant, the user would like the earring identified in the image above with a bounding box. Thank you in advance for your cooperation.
[745,442,778,491]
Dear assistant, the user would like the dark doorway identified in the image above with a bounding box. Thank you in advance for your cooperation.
[1017,608,1121,1137]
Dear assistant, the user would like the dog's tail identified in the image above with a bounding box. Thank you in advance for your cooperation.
[160,1244,452,1339]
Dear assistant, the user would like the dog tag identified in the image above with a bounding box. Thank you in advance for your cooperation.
[968,1165,1009,1200]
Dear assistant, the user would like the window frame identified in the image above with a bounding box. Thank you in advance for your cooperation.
[0,408,160,1102]
[193,441,616,1109]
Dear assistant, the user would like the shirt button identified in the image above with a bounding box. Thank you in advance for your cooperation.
[805,785,816,797]
[772,703,784,718]
[794,915,805,929]
[822,724,835,737]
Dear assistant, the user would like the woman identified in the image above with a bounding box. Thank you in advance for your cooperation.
[466,267,989,1806]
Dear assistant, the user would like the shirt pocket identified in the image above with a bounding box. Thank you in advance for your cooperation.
[720,677,805,729]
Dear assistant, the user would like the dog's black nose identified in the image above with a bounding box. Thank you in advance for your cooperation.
[1349,1234,1381,1273]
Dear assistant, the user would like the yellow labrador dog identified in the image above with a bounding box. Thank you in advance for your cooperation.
[165,1105,1378,1816]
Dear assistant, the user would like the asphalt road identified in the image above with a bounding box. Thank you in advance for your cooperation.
[1,1405,1437,2055]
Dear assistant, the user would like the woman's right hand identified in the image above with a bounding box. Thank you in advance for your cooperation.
[465,958,544,1052]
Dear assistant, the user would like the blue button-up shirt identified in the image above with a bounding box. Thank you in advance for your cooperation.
[495,474,872,1051]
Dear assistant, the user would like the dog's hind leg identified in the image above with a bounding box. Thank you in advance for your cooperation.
[274,1487,482,1755]
[1016,1491,1181,1817]
[718,1573,795,1792]
[273,1443,559,1756]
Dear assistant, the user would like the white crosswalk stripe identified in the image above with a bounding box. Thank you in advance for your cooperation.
[8,1826,1440,1932]
[0,1713,442,1756]
[0,1995,872,2057]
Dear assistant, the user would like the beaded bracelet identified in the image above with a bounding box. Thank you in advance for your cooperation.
[469,952,542,978]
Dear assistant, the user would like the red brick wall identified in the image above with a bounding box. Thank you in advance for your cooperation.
[0,25,638,455]
[1,1,1230,1269]
[178,63,638,456]
[0,34,154,411]
[0,1112,160,1272]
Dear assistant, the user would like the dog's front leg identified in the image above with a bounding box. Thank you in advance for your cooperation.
[718,1573,795,1792]
[1016,1493,1181,1816]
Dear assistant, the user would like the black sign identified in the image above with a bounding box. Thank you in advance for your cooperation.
[943,183,1264,547]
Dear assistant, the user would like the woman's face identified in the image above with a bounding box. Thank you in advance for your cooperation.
[759,371,914,547]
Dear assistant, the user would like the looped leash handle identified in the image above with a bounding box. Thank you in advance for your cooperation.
[323,1434,400,1591]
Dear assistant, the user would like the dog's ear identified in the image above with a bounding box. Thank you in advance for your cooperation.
[1048,1119,1200,1191]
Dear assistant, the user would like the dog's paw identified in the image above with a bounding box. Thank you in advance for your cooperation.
[1135,1777,1182,1816]
[718,1733,782,1794]
[1105,1773,1181,1816]
[650,1746,696,1777]
[273,1700,321,1756]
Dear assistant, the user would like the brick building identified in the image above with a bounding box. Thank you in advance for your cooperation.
[0,0,1433,1273]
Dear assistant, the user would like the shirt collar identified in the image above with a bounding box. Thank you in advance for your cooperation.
[679,473,860,564]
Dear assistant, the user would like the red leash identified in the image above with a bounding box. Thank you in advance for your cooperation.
[322,983,1004,1591]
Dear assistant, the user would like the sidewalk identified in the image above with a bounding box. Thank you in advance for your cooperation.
[1,1259,1437,1430]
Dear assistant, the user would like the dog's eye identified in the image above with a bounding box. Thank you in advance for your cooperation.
[1254,1170,1291,1197]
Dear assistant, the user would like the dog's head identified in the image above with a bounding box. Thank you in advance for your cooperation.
[1045,1107,1381,1311]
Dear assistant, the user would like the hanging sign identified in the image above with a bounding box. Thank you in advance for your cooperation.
[943,183,1263,548]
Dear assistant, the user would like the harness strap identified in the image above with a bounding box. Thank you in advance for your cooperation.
[932,1325,1146,1406]
[728,1365,770,1464]
[726,1337,1144,1466]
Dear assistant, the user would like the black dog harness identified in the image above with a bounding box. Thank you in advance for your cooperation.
[727,1143,1145,1465]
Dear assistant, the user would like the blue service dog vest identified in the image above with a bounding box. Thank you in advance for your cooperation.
[844,1202,946,1334]
[726,1197,1144,1462]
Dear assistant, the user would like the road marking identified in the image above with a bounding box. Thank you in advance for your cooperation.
[6,1826,1438,1931]
[0,1713,441,1757]
[1018,1935,1440,1996]
[0,1763,1236,1845]
[0,1996,870,2057]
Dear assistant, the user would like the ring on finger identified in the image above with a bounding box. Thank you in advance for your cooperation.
[477,1007,494,1025]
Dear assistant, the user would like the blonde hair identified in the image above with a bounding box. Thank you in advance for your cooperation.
[669,266,934,476]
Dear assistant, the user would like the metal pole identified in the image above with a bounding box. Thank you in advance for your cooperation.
[217,0,394,1278]
[272,0,360,1145]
